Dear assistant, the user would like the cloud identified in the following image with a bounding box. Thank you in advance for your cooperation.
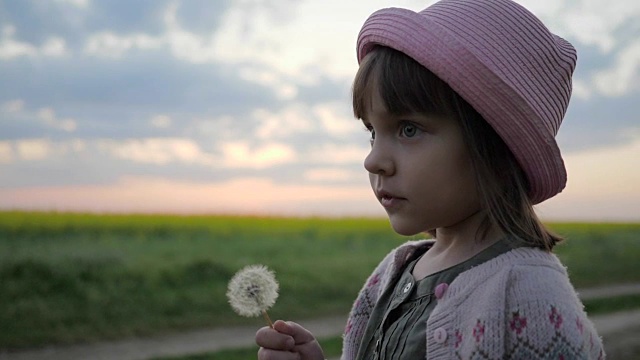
[568,40,640,101]
[55,0,89,8]
[1,99,24,112]
[0,25,68,59]
[253,105,316,140]
[0,53,282,141]
[37,107,77,132]
[67,0,320,100]
[303,167,363,182]
[183,115,239,143]
[15,138,54,161]
[1,136,299,171]
[1,100,78,139]
[521,0,640,53]
[0,138,88,164]
[150,114,172,129]
[84,31,163,58]
[559,90,639,152]
[219,141,297,169]
[307,143,369,165]
[79,5,217,63]
[210,0,360,84]
[517,0,640,103]
[98,138,209,165]
[591,41,640,97]
[0,1,160,48]
[251,102,361,143]
[0,0,238,63]
[313,102,361,137]
[0,137,215,188]
[0,141,13,164]
[238,66,298,100]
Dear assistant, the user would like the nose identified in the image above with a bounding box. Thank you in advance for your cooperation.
[364,141,395,176]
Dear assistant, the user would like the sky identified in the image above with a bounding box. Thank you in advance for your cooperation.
[0,0,638,221]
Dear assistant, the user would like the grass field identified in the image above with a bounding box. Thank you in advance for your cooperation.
[1,211,639,350]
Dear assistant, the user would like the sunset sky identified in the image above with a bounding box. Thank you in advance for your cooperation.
[0,0,638,221]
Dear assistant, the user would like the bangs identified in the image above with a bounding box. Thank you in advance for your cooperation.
[352,46,461,120]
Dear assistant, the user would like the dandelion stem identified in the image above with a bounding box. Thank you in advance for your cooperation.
[262,310,274,328]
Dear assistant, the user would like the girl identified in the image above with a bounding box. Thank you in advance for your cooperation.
[256,0,605,359]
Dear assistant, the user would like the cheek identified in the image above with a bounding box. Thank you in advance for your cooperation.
[425,148,478,205]
[446,158,480,208]
[368,173,376,188]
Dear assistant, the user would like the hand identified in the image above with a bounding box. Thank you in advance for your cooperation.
[256,320,325,360]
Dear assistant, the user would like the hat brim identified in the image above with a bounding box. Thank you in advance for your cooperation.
[357,8,566,204]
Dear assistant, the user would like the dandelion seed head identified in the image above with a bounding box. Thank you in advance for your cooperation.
[227,264,279,317]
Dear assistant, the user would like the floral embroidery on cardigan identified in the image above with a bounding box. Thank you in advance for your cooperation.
[509,311,527,335]
[503,305,595,359]
[549,306,563,329]
[472,320,485,342]
[345,319,353,335]
[454,329,463,348]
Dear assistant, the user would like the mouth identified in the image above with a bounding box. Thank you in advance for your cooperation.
[377,190,405,208]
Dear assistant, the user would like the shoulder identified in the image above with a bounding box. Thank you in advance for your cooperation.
[462,246,579,309]
[448,247,590,331]
[501,250,605,359]
[441,247,567,305]
[503,248,573,300]
[495,247,573,300]
[429,247,605,359]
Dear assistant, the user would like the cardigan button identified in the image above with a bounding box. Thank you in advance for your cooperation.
[434,327,448,344]
[402,282,412,293]
[435,283,449,299]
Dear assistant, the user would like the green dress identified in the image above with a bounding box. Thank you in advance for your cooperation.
[355,237,526,360]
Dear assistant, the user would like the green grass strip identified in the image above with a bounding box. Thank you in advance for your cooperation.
[1,211,640,349]
[583,294,640,315]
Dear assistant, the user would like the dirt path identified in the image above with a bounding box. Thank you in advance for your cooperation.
[2,283,640,360]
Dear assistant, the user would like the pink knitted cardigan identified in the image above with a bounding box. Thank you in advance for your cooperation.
[341,240,605,359]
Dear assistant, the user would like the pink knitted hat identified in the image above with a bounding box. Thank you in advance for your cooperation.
[357,0,577,204]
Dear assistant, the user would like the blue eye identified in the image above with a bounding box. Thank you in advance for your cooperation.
[364,125,375,143]
[401,123,418,137]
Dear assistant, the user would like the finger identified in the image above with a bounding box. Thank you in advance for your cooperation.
[256,324,295,350]
[265,321,325,360]
[258,347,301,360]
[273,321,316,345]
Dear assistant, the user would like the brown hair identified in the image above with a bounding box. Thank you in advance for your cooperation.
[352,46,562,251]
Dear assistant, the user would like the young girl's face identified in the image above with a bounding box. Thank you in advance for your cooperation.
[363,89,481,236]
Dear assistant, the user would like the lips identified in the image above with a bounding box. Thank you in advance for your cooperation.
[376,189,405,208]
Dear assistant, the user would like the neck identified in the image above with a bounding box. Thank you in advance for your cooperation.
[433,210,502,252]
[413,210,504,280]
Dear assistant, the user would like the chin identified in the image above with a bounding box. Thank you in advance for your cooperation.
[388,217,424,237]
